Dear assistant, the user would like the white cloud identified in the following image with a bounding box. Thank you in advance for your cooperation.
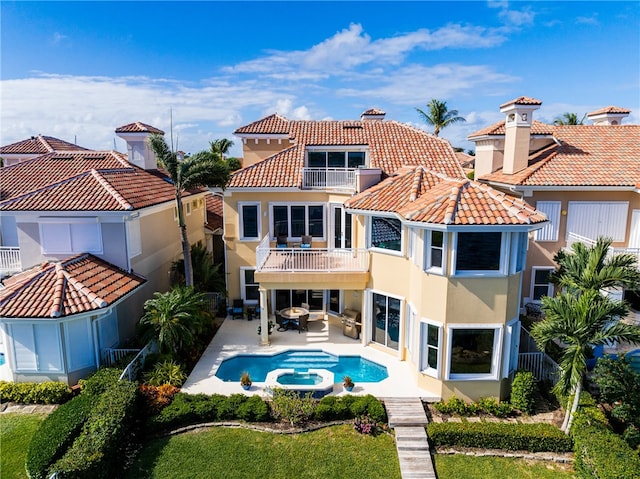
[51,32,67,45]
[488,1,536,27]
[576,15,600,26]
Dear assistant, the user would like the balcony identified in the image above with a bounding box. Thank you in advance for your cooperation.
[254,236,370,288]
[566,232,640,267]
[0,247,21,277]
[302,167,382,193]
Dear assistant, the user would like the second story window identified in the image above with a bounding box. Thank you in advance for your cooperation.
[454,231,504,274]
[425,230,445,274]
[239,202,260,240]
[40,220,102,255]
[307,150,366,168]
[270,203,325,239]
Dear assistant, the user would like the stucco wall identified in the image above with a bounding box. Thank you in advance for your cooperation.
[241,139,292,167]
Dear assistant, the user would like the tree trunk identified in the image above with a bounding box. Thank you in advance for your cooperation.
[175,193,194,287]
[561,395,572,433]
[565,379,582,433]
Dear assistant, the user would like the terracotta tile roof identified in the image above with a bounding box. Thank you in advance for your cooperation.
[587,106,631,116]
[115,122,165,134]
[362,108,386,116]
[0,135,89,155]
[229,115,464,188]
[205,193,223,231]
[0,254,145,319]
[345,166,546,226]
[479,125,640,187]
[499,96,543,108]
[468,120,553,138]
[0,151,197,211]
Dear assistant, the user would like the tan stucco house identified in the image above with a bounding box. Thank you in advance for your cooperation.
[469,97,640,309]
[222,109,547,401]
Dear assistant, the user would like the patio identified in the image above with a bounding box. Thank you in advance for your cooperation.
[182,314,439,400]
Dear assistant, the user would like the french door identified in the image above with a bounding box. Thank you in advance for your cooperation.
[331,204,352,249]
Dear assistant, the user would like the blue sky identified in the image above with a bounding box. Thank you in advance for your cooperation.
[1,1,639,157]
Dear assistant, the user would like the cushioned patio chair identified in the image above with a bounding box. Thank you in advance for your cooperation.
[297,313,309,333]
[301,302,310,311]
[300,235,312,249]
[275,311,287,331]
[232,299,244,320]
[276,235,288,249]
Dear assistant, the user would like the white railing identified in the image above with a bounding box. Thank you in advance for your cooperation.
[102,348,141,367]
[566,232,640,268]
[0,247,21,276]
[518,352,560,384]
[302,168,356,190]
[119,341,157,382]
[256,234,271,270]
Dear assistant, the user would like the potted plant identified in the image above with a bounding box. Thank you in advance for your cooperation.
[257,321,275,336]
[240,371,252,390]
[343,375,354,392]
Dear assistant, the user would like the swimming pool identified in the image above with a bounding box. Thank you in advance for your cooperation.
[626,349,640,373]
[215,349,388,383]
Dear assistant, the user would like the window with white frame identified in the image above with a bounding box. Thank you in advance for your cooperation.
[566,201,628,242]
[531,267,554,302]
[420,321,441,378]
[127,218,142,257]
[370,216,402,252]
[447,325,502,380]
[270,204,325,239]
[10,322,62,372]
[239,202,260,240]
[534,201,561,242]
[454,231,504,274]
[307,149,367,168]
[40,220,102,254]
[424,230,446,274]
[240,267,259,304]
[510,231,528,274]
[371,292,401,350]
[65,318,94,371]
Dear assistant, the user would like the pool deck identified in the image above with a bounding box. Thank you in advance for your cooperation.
[182,315,440,400]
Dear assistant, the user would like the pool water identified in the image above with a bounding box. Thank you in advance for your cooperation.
[215,349,388,383]
[277,372,322,386]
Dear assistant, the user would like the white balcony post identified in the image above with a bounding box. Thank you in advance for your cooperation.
[259,287,270,346]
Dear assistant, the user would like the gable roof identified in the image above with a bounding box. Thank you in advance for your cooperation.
[476,125,640,187]
[0,254,145,319]
[0,135,89,155]
[0,151,198,212]
[468,119,554,139]
[230,115,464,188]
[345,166,546,226]
[115,122,165,134]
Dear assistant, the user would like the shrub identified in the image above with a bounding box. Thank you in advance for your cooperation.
[427,422,572,453]
[139,383,180,415]
[354,415,378,435]
[78,367,123,396]
[314,396,349,421]
[50,380,139,479]
[476,397,514,418]
[432,395,514,417]
[269,388,316,426]
[510,370,537,415]
[25,393,97,479]
[0,380,72,404]
[143,360,187,387]
[236,395,270,422]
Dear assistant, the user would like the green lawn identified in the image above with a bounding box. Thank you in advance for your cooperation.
[0,413,45,479]
[125,424,401,479]
[434,454,576,479]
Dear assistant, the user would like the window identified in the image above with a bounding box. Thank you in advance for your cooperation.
[10,323,62,372]
[270,204,325,239]
[420,322,441,377]
[531,267,554,302]
[510,232,528,274]
[239,202,260,240]
[65,318,94,371]
[127,218,142,257]
[307,150,366,169]
[40,220,102,254]
[535,201,561,242]
[425,230,445,274]
[455,232,503,273]
[275,289,324,311]
[370,217,402,252]
[186,202,192,216]
[371,292,401,351]
[566,201,628,242]
[447,325,502,380]
[240,267,259,304]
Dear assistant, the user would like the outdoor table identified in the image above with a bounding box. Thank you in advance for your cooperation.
[280,307,309,320]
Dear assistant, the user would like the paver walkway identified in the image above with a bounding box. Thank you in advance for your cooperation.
[384,397,436,479]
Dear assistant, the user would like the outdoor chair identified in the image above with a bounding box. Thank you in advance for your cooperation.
[232,299,244,320]
[300,235,312,249]
[301,302,310,310]
[276,235,288,249]
[275,311,287,331]
[297,313,309,333]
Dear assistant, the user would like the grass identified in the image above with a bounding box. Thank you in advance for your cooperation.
[434,454,576,479]
[0,413,46,479]
[125,424,401,479]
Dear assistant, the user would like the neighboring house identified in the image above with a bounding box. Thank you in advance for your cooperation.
[469,97,640,308]
[0,122,209,384]
[0,134,89,167]
[222,109,546,401]
[204,193,225,266]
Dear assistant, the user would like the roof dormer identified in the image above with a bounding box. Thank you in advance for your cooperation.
[587,106,630,125]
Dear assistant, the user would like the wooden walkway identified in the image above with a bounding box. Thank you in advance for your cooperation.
[384,397,436,479]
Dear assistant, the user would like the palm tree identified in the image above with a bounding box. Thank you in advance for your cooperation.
[553,112,586,126]
[170,242,226,293]
[415,99,466,137]
[149,134,230,287]
[533,290,640,432]
[209,138,234,162]
[139,286,212,356]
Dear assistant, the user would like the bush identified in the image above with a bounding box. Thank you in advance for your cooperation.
[78,367,123,396]
[427,422,573,453]
[0,380,72,404]
[140,383,180,415]
[510,370,537,415]
[51,380,139,479]
[269,388,316,426]
[432,395,515,417]
[236,395,270,422]
[25,393,97,479]
[143,360,186,387]
[312,395,386,423]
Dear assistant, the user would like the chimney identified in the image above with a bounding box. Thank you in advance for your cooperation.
[500,96,541,175]
[360,108,386,122]
[587,106,630,125]
[114,122,165,170]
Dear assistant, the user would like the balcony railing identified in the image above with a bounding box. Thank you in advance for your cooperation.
[302,168,356,191]
[566,232,640,267]
[0,247,21,277]
[256,235,369,273]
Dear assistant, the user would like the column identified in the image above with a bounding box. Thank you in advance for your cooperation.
[259,287,270,346]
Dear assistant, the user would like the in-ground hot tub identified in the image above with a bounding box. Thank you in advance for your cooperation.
[264,368,334,398]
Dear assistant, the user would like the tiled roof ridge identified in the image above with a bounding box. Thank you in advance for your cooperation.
[234,113,290,134]
[38,135,55,153]
[90,169,134,210]
[60,258,108,310]
[50,262,67,317]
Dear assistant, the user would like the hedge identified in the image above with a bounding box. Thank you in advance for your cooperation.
[0,380,72,404]
[314,395,387,423]
[50,380,139,479]
[77,367,123,396]
[571,406,640,479]
[25,393,97,479]
[427,421,573,453]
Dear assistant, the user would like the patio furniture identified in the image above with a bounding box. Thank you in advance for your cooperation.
[280,307,310,331]
[301,302,310,310]
[300,235,312,249]
[276,235,288,249]
[297,313,309,333]
[232,299,245,320]
[275,311,286,331]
